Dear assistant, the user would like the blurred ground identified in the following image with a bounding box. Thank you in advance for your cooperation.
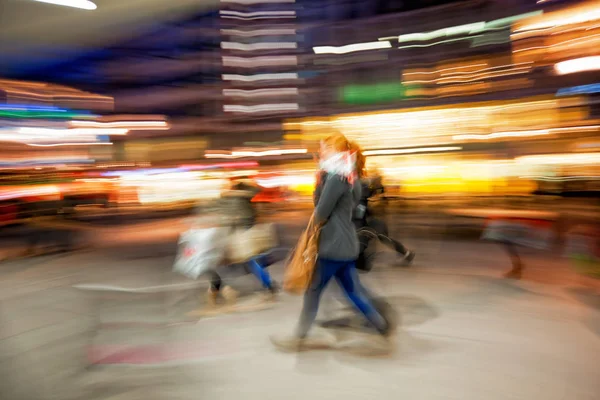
[1,209,599,400]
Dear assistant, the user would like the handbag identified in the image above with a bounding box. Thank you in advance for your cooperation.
[283,214,322,294]
[227,223,278,263]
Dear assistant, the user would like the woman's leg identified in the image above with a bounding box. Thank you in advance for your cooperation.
[296,259,339,338]
[247,257,274,291]
[205,269,222,307]
[335,261,388,334]
[206,269,222,292]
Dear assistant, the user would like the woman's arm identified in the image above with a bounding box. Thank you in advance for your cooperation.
[314,175,346,224]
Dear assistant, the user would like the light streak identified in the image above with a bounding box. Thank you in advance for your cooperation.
[364,146,462,156]
[69,120,169,130]
[205,149,308,159]
[221,42,297,51]
[256,175,315,188]
[223,104,299,113]
[515,5,600,33]
[222,88,299,97]
[555,56,600,75]
[402,63,532,85]
[219,10,295,17]
[398,36,482,49]
[18,127,128,136]
[453,129,552,141]
[313,41,391,55]
[516,153,600,165]
[220,14,296,20]
[556,83,600,96]
[513,33,600,54]
[222,73,298,81]
[26,142,113,147]
[180,162,259,170]
[395,22,486,43]
[220,28,297,37]
[222,55,298,67]
[33,0,96,10]
[380,12,542,43]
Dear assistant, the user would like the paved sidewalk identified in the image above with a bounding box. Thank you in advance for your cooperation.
[1,236,599,400]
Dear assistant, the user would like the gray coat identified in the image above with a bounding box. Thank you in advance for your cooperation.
[313,172,361,261]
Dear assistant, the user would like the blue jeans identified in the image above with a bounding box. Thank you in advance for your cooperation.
[247,255,273,290]
[297,258,386,337]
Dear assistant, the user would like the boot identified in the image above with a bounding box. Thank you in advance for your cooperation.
[222,286,239,306]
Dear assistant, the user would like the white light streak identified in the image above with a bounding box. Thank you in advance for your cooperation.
[33,0,96,10]
[313,41,391,55]
[206,148,308,158]
[223,103,299,113]
[221,42,297,51]
[69,120,169,130]
[516,153,600,165]
[364,146,462,156]
[223,88,299,97]
[222,73,298,81]
[26,142,113,147]
[554,56,600,75]
[220,10,296,17]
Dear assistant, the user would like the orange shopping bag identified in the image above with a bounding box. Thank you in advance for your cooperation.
[283,214,321,295]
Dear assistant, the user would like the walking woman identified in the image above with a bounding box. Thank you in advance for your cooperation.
[272,133,391,350]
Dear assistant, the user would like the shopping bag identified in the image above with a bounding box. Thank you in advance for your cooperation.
[283,215,321,295]
[227,223,278,263]
[173,227,227,279]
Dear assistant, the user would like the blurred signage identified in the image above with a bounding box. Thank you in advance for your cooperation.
[340,82,410,104]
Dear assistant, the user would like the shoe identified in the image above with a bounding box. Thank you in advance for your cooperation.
[270,335,306,352]
[271,334,335,352]
[222,286,239,305]
[267,281,280,296]
[261,290,277,303]
[205,288,218,308]
[341,335,395,357]
[400,250,415,266]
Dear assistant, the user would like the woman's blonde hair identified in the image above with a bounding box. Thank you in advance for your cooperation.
[322,132,366,178]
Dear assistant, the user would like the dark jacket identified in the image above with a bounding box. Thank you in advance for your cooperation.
[353,177,385,223]
[223,182,260,228]
[313,172,361,260]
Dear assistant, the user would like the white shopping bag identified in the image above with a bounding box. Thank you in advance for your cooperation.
[173,227,228,279]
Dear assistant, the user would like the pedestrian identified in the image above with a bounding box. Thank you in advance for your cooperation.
[196,181,278,312]
[222,179,279,296]
[354,174,415,272]
[271,133,392,351]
